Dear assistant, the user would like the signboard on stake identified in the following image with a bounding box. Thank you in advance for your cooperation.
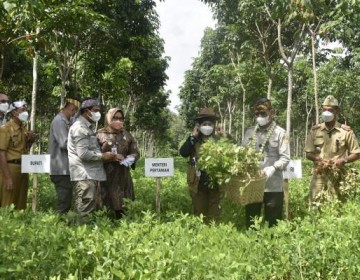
[283,159,302,179]
[145,158,174,213]
[21,154,51,212]
[145,158,174,177]
[21,154,51,174]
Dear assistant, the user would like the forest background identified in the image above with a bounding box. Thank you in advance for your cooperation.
[2,0,360,279]
[2,0,360,156]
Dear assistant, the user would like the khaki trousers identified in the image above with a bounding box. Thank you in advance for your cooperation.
[74,180,100,216]
[309,174,340,204]
[0,163,29,209]
[190,188,221,222]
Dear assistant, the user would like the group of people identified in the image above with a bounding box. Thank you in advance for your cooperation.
[180,95,360,228]
[49,97,139,222]
[0,92,359,227]
[0,94,139,223]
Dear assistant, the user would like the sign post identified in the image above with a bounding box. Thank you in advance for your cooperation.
[145,158,174,213]
[21,154,50,212]
[282,159,302,219]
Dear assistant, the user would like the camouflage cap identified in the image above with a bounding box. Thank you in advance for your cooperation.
[322,95,339,107]
[80,97,100,110]
[195,107,218,121]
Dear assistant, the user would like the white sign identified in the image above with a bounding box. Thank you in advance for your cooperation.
[145,158,174,177]
[283,159,302,179]
[21,154,51,174]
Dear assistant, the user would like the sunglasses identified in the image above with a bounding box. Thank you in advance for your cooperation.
[0,99,8,103]
[254,111,268,117]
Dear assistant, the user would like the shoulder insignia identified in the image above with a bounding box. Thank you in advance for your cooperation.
[311,124,321,130]
[341,124,352,131]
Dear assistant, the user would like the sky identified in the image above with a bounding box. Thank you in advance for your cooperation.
[155,0,216,113]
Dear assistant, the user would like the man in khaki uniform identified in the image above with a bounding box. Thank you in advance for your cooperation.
[305,95,360,204]
[0,101,35,209]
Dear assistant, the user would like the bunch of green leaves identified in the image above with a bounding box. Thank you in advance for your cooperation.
[197,138,262,186]
[339,167,360,201]
[313,161,360,206]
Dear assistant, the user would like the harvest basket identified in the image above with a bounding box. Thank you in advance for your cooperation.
[224,174,267,206]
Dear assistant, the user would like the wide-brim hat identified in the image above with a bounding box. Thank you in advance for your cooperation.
[195,107,218,121]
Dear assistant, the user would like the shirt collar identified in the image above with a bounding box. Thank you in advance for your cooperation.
[59,112,70,124]
[320,121,341,131]
[9,118,22,130]
[78,115,93,128]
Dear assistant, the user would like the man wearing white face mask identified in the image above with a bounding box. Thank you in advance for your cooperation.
[242,98,290,228]
[305,95,360,205]
[179,107,222,222]
[0,92,10,125]
[67,97,117,222]
[0,101,35,209]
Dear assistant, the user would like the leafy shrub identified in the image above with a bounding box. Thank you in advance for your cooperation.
[197,138,262,186]
[1,159,360,279]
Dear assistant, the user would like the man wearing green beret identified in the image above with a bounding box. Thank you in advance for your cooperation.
[305,95,360,205]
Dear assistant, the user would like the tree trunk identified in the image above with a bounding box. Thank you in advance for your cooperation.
[286,67,293,135]
[30,50,38,139]
[267,77,273,99]
[0,50,4,80]
[310,30,319,124]
[305,92,313,157]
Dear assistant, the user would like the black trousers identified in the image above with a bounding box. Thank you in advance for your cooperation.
[50,175,73,214]
[245,192,284,228]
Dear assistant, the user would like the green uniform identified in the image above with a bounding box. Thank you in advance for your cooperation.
[179,135,221,221]
[305,121,360,202]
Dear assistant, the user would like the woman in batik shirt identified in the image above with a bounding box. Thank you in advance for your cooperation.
[97,108,139,219]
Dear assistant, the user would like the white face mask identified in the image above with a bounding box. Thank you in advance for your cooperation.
[322,111,334,123]
[18,111,29,122]
[256,116,270,126]
[0,102,9,113]
[199,125,214,136]
[89,111,101,122]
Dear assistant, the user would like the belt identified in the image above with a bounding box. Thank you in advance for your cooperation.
[7,159,21,164]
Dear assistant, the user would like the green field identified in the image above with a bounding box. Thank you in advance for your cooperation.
[1,158,360,279]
